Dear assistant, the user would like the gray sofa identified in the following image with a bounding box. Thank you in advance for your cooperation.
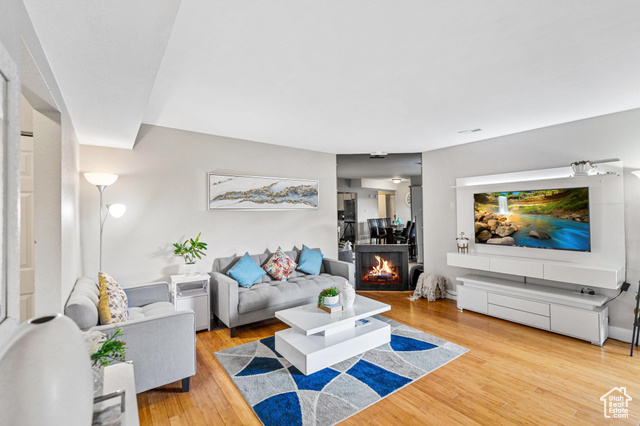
[64,277,196,393]
[211,248,355,337]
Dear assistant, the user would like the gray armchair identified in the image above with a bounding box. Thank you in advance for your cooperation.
[65,277,196,393]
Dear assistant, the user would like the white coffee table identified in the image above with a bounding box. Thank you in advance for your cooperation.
[275,295,391,375]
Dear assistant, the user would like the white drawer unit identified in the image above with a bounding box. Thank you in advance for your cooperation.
[171,273,211,332]
[456,285,488,314]
[456,274,608,346]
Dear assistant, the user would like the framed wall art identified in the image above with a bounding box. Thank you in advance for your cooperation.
[208,173,319,210]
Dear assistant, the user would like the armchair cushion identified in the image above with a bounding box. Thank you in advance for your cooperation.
[128,302,176,321]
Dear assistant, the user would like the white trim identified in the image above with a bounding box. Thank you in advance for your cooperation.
[609,326,633,344]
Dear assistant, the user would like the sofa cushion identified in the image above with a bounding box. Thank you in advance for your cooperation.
[65,277,101,330]
[228,252,267,288]
[263,247,297,281]
[215,253,272,283]
[237,274,344,314]
[297,245,324,275]
[128,302,176,321]
[98,272,129,325]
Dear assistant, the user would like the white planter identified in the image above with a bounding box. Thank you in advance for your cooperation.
[183,262,197,276]
[571,162,592,176]
[323,295,340,306]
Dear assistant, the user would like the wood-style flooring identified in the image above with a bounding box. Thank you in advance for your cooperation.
[138,292,640,425]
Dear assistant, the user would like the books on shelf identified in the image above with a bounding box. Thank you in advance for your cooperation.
[318,303,343,313]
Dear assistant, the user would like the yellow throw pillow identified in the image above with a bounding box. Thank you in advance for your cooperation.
[98,272,129,325]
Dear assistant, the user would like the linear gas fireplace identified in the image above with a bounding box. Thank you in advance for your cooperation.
[355,244,409,291]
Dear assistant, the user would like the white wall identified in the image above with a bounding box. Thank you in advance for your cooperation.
[395,181,411,224]
[79,125,338,284]
[422,108,640,334]
[0,0,81,342]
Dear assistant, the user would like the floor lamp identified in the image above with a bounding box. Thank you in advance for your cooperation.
[84,173,126,271]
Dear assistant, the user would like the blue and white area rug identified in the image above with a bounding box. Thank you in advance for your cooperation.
[214,316,469,426]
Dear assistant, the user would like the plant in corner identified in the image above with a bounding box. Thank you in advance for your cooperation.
[173,232,208,271]
[318,286,340,307]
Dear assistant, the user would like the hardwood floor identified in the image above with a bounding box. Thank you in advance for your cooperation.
[138,292,640,425]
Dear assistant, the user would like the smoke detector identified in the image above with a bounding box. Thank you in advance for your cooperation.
[457,128,482,134]
[370,151,387,159]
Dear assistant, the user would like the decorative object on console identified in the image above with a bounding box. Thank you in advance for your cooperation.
[0,314,94,426]
[297,244,324,275]
[318,286,339,307]
[84,173,126,271]
[214,316,468,426]
[340,281,356,308]
[83,328,126,393]
[570,160,594,176]
[97,272,128,325]
[263,246,297,280]
[208,173,319,210]
[227,252,267,288]
[456,231,469,253]
[173,232,208,276]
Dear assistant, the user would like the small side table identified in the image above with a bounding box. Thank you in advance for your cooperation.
[93,361,139,426]
[171,273,211,331]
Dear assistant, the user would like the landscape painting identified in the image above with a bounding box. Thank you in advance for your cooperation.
[473,187,590,251]
[208,174,319,210]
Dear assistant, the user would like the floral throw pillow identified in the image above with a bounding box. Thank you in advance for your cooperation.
[97,272,128,325]
[263,247,297,281]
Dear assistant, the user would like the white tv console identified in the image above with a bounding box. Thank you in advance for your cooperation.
[455,274,609,345]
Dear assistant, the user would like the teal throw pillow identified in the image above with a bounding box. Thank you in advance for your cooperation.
[228,252,266,288]
[297,245,324,275]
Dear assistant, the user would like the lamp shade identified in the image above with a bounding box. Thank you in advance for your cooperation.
[108,203,126,218]
[84,173,118,187]
[632,171,640,179]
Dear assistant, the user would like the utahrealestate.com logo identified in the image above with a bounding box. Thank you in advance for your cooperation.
[600,387,632,419]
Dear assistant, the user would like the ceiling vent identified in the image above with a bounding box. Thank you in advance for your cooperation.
[370,151,387,159]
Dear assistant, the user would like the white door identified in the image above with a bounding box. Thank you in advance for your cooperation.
[20,135,35,322]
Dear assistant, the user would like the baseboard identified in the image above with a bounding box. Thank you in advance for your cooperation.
[609,326,633,343]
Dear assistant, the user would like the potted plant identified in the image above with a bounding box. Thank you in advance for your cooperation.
[318,286,340,307]
[83,328,126,393]
[571,160,595,177]
[173,232,208,275]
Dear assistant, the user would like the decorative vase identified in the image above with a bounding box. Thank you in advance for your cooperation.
[571,162,592,176]
[339,281,356,308]
[0,314,93,426]
[92,361,105,394]
[323,295,340,306]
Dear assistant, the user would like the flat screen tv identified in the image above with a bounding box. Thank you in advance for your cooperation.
[473,187,590,252]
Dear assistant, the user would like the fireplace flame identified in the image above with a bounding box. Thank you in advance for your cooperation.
[372,255,394,276]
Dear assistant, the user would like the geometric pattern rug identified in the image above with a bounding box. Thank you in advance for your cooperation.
[214,315,469,426]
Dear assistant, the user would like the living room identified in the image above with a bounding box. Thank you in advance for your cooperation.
[2,1,640,425]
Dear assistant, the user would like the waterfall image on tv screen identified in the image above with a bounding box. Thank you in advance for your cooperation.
[473,187,590,252]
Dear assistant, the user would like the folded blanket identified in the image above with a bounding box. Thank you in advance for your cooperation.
[409,273,447,302]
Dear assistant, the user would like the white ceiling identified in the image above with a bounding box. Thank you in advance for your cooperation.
[24,1,640,153]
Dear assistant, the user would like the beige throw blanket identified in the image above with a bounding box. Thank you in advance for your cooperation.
[409,273,447,302]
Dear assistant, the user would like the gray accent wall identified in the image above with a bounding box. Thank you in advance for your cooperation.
[79,124,338,285]
[422,107,640,335]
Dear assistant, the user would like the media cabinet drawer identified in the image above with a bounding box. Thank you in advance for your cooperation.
[490,257,544,279]
[550,305,600,342]
[488,304,551,330]
[487,293,549,316]
[447,253,490,271]
[457,285,488,314]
